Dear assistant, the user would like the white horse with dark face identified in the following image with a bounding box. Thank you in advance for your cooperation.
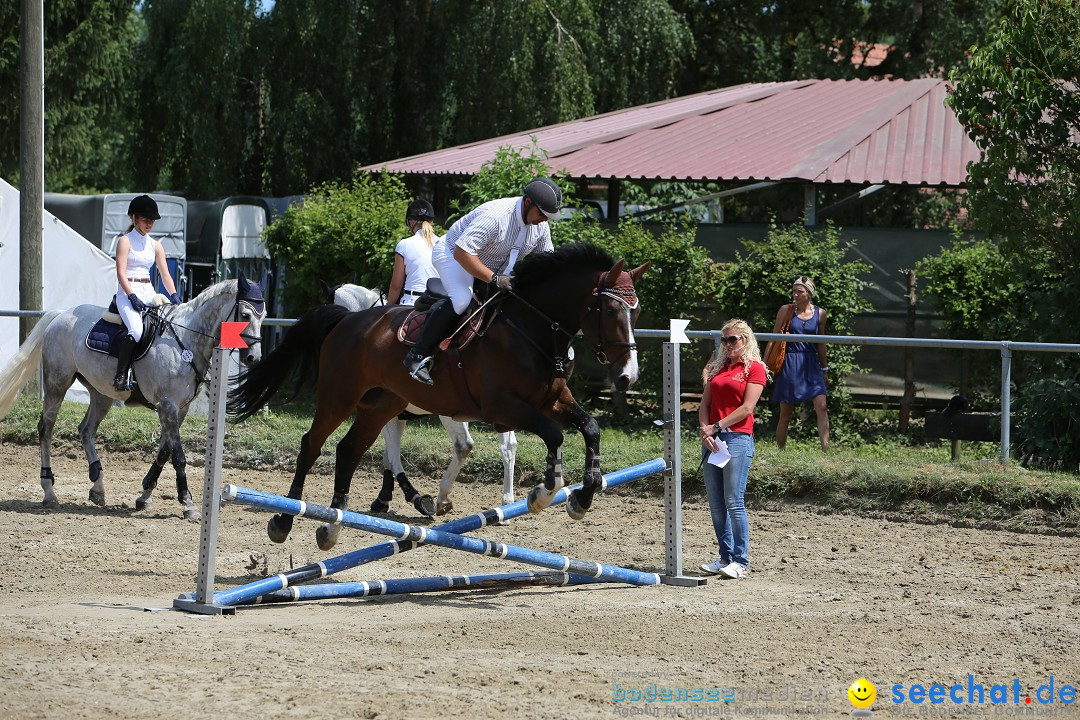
[329,283,518,515]
[0,275,266,518]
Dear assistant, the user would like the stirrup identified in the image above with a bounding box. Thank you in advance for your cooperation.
[113,373,134,392]
[406,354,434,385]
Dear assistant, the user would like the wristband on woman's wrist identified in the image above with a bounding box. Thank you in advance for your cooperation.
[820,366,829,372]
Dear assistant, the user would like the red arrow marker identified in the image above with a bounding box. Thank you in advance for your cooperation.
[220,321,250,349]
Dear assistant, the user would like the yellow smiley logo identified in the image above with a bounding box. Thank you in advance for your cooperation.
[847,678,876,709]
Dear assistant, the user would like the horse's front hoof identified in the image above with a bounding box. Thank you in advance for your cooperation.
[370,498,390,514]
[526,486,547,514]
[88,488,106,506]
[135,498,151,511]
[182,506,200,521]
[267,515,291,543]
[566,490,588,521]
[316,523,340,551]
[436,499,453,516]
[413,494,437,517]
[41,497,60,509]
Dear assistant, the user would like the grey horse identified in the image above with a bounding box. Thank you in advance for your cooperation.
[0,276,266,518]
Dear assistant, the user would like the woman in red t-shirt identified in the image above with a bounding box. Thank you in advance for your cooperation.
[697,319,768,578]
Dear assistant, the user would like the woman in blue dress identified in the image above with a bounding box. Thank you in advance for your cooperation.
[771,275,830,452]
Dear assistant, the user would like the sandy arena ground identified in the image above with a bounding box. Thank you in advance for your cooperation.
[0,441,1077,720]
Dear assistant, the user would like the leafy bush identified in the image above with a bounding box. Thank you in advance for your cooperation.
[916,236,1024,403]
[263,173,414,315]
[919,239,1080,469]
[450,139,574,219]
[712,220,873,441]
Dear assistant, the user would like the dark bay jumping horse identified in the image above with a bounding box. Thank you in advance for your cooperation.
[228,243,649,550]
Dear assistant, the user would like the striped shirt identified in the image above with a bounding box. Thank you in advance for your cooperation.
[434,197,553,273]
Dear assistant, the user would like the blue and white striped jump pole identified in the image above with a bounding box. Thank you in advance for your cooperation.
[246,571,611,604]
[222,486,660,586]
[212,457,666,607]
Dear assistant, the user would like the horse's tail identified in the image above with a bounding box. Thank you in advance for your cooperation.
[0,311,63,419]
[228,304,350,421]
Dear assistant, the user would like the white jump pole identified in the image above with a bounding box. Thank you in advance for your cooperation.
[659,320,706,587]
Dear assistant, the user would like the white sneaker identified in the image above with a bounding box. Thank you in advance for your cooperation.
[699,559,728,575]
[718,562,748,579]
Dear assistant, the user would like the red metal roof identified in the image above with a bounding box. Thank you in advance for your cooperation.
[359,79,982,187]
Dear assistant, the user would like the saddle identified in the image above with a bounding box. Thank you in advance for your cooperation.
[396,279,491,351]
[85,295,169,359]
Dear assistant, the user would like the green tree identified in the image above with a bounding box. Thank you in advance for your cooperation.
[260,0,437,194]
[0,0,137,192]
[132,0,264,195]
[713,221,872,441]
[671,0,1008,91]
[946,0,1080,272]
[425,0,692,150]
[942,0,1080,468]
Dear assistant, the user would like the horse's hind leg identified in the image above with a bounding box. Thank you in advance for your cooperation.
[37,383,68,508]
[269,401,356,545]
[316,408,401,551]
[170,405,198,520]
[372,418,407,513]
[78,390,114,507]
[435,417,475,516]
[498,431,518,506]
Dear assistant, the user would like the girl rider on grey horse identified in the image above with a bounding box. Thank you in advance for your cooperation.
[403,177,563,385]
[112,195,182,391]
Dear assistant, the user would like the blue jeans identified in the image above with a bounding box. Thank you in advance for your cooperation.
[702,432,754,568]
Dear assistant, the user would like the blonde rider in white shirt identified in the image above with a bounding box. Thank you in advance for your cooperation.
[387,200,439,306]
[404,177,562,385]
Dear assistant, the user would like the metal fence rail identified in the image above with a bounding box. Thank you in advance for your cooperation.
[7,310,1080,462]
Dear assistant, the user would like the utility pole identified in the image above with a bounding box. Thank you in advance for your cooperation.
[19,0,44,343]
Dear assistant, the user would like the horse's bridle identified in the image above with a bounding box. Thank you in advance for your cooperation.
[500,270,639,368]
[584,286,639,366]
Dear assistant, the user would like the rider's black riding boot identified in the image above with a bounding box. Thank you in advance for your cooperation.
[403,299,463,386]
[113,334,137,392]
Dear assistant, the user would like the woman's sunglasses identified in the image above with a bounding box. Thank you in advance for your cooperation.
[721,335,740,344]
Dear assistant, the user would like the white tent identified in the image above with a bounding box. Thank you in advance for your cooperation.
[0,177,118,403]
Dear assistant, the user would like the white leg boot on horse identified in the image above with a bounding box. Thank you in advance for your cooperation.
[499,431,518,507]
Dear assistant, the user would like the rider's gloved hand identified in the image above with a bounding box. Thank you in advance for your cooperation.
[128,293,148,312]
[489,272,513,292]
[169,292,182,305]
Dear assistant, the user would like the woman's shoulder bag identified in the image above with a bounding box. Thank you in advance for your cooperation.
[763,303,796,374]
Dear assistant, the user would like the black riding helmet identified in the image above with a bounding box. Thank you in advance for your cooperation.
[406,199,435,222]
[523,177,563,219]
[127,194,161,220]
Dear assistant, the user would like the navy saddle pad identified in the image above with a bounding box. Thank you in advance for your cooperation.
[85,301,157,359]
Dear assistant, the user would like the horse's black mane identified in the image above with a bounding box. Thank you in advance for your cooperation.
[512,243,614,291]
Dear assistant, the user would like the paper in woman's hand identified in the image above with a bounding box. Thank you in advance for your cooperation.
[707,440,731,468]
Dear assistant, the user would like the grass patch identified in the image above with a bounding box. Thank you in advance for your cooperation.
[3,391,1078,530]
